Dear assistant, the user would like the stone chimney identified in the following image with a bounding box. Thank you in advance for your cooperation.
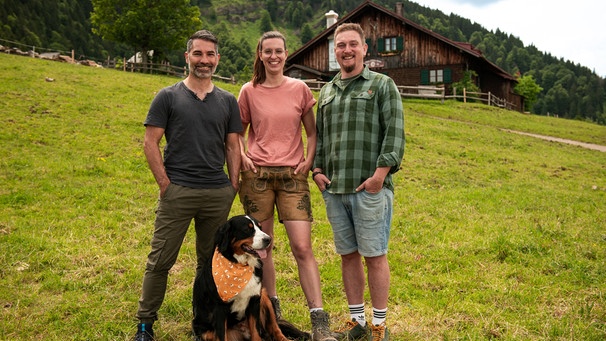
[325,10,339,28]
[395,2,403,17]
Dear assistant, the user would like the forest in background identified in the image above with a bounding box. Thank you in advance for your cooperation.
[1,0,604,124]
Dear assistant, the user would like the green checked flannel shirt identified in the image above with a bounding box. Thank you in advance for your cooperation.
[314,66,405,194]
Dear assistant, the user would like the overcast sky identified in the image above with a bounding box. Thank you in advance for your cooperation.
[411,0,606,77]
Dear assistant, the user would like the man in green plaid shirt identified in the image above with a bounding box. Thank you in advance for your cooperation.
[312,23,404,341]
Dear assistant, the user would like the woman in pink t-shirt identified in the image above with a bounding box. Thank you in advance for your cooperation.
[237,31,337,341]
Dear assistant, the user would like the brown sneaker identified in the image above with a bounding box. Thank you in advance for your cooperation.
[368,323,389,341]
[310,310,338,341]
[336,319,367,341]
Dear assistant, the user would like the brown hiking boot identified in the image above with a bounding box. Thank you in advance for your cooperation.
[368,322,389,341]
[336,319,367,341]
[310,310,338,341]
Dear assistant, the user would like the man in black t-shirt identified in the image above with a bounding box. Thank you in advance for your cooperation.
[133,29,242,341]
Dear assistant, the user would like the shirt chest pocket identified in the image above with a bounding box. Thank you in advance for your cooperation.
[318,94,337,125]
[350,90,376,117]
[351,90,375,100]
[319,94,335,109]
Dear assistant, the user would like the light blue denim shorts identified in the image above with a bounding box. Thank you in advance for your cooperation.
[321,188,393,257]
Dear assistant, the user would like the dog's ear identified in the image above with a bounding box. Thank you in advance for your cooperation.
[216,220,232,253]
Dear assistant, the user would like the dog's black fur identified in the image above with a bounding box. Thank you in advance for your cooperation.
[192,215,310,341]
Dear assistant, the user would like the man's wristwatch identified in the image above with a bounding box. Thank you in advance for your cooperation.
[312,171,322,180]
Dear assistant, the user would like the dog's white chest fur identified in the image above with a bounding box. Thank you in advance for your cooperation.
[230,258,262,320]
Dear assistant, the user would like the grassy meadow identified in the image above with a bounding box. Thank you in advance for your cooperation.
[1,53,605,340]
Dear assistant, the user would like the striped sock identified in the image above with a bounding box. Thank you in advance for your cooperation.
[372,307,387,326]
[348,303,366,327]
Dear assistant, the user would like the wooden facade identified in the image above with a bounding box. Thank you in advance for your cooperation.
[285,0,522,111]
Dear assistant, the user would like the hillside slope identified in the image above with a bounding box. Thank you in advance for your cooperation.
[1,53,605,340]
[1,0,604,122]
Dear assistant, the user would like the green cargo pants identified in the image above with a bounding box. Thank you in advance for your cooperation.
[136,183,236,323]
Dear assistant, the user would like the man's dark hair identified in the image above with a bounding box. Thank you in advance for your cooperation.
[187,30,218,52]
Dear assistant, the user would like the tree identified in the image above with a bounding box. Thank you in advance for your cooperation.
[300,23,314,44]
[543,83,570,117]
[514,74,543,112]
[90,0,201,69]
[452,70,480,98]
[209,23,254,82]
[265,0,278,22]
[259,10,273,34]
[291,7,303,28]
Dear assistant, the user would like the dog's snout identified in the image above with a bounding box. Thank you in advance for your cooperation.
[252,228,272,250]
[259,230,271,248]
[262,235,271,248]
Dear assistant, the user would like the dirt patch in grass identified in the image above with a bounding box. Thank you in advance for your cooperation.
[502,129,606,152]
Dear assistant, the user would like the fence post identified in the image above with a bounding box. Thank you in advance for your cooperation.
[488,92,491,107]
[463,88,467,103]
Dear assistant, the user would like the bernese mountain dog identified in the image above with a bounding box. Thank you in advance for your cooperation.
[192,215,310,341]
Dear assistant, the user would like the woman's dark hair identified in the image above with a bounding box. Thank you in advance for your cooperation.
[252,31,286,86]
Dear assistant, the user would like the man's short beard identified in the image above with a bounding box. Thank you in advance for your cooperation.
[190,64,216,79]
[193,68,213,79]
[342,64,355,74]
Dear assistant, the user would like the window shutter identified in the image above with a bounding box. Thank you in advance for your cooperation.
[378,38,384,52]
[420,69,429,85]
[443,68,452,83]
[396,36,403,51]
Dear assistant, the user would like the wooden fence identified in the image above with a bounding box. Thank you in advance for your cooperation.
[399,85,445,101]
[302,79,326,91]
[450,87,517,110]
[113,59,236,83]
[302,80,517,111]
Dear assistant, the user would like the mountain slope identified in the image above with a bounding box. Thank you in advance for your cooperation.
[1,0,604,122]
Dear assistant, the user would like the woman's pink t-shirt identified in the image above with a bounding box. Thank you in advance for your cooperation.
[238,77,316,167]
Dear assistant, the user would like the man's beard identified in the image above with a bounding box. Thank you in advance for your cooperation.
[191,64,216,79]
[340,55,356,74]
[342,64,355,74]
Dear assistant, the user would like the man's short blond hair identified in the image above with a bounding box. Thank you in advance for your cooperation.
[334,23,365,42]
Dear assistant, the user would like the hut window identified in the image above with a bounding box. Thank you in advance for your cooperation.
[430,69,443,83]
[423,68,451,85]
[385,37,397,52]
[378,37,403,53]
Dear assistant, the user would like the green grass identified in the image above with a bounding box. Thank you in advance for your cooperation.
[1,53,605,340]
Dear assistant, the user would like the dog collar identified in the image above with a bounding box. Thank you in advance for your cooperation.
[212,248,254,302]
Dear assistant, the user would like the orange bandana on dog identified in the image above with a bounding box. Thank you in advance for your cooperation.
[212,248,253,302]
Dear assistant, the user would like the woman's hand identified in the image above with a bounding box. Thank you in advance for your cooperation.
[241,155,257,173]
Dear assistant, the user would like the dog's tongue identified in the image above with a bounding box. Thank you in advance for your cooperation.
[257,248,268,259]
